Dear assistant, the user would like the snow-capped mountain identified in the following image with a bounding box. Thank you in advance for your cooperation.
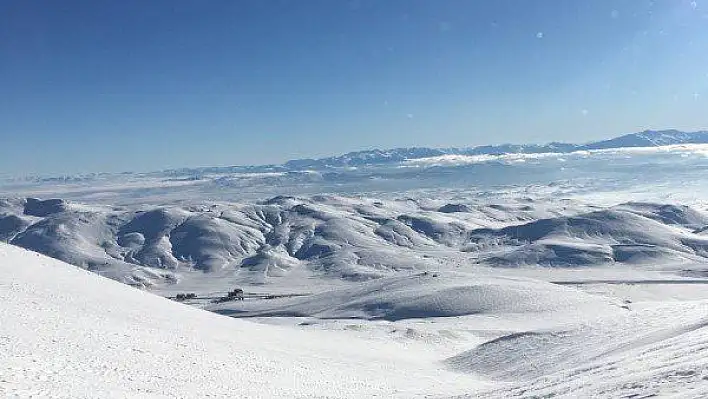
[5,130,707,191]
[278,129,708,170]
[583,129,708,150]
[283,147,451,169]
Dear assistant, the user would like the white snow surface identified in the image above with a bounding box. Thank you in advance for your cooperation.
[0,244,708,398]
[5,243,708,398]
[0,243,487,398]
[452,300,708,398]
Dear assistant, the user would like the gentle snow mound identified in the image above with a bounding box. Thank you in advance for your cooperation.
[210,272,623,321]
[470,208,708,266]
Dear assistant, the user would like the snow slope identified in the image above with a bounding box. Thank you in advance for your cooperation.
[5,239,708,398]
[451,301,708,398]
[0,243,486,398]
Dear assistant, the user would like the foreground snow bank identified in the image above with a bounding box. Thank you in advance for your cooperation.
[0,244,484,398]
[451,301,708,398]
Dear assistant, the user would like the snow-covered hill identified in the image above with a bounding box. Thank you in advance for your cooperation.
[208,272,624,321]
[3,196,708,291]
[0,195,578,287]
[468,204,708,267]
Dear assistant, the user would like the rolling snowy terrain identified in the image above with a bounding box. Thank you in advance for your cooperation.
[5,195,708,293]
[4,131,708,397]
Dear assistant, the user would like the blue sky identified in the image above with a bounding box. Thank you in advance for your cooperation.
[1,0,707,174]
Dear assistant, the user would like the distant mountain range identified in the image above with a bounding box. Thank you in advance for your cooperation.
[164,129,708,175]
[11,129,708,183]
[280,129,708,170]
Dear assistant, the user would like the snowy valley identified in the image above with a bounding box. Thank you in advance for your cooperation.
[4,134,708,398]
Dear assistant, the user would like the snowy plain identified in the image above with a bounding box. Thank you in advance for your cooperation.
[3,137,708,397]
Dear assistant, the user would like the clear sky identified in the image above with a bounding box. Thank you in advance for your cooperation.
[1,0,707,175]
